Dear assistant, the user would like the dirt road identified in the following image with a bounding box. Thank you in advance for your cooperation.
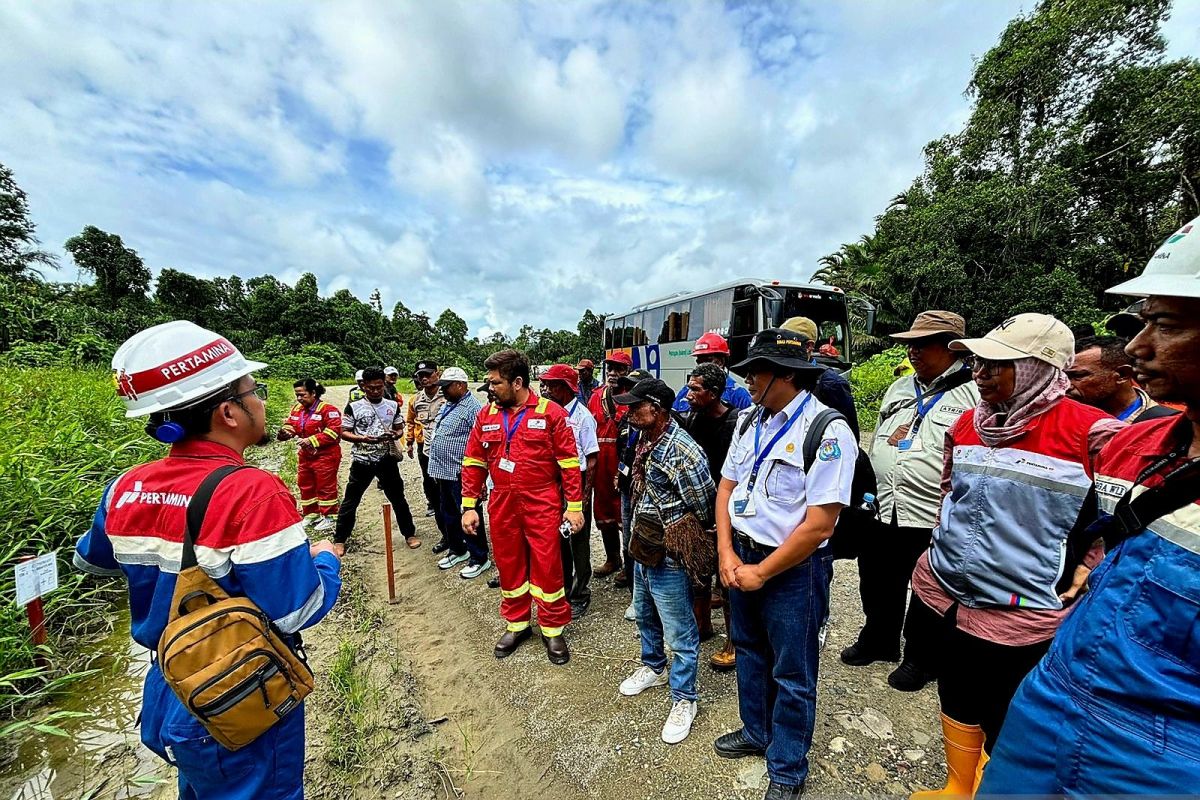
[300,386,948,799]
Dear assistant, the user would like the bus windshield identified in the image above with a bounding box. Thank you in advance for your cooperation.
[763,288,851,368]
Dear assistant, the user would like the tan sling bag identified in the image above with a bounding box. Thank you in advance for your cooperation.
[157,465,314,751]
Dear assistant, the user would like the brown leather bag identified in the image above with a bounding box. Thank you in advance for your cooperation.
[157,465,314,751]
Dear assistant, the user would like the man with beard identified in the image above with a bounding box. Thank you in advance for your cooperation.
[461,349,585,665]
[589,352,633,579]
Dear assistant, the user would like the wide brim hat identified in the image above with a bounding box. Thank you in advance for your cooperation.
[729,328,824,377]
[890,310,966,341]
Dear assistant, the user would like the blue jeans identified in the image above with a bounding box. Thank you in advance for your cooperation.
[436,477,488,564]
[633,557,699,702]
[729,536,831,788]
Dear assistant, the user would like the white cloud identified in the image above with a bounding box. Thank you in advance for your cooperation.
[3,0,1121,340]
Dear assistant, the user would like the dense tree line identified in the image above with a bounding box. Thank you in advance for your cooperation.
[815,0,1200,340]
[0,163,605,379]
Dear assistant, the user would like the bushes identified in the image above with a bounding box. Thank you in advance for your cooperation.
[0,367,164,698]
[253,341,353,382]
[848,346,909,433]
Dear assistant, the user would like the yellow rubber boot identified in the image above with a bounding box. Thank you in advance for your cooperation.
[972,749,990,794]
[910,714,985,799]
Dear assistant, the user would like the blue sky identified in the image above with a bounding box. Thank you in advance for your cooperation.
[3,1,1198,337]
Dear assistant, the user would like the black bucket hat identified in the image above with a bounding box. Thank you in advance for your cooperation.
[729,328,824,376]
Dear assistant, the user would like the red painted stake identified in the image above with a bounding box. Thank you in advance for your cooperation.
[382,503,397,604]
[19,555,47,667]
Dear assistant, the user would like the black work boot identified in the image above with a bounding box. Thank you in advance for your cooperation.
[713,729,765,759]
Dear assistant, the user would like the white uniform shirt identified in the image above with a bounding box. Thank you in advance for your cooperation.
[566,398,600,472]
[867,362,978,528]
[721,390,857,548]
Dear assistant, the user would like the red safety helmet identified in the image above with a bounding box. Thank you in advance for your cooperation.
[539,363,579,392]
[691,332,730,357]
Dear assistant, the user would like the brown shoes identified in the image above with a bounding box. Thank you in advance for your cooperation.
[613,568,631,589]
[710,641,736,671]
[494,627,532,658]
[542,634,570,665]
[594,559,621,577]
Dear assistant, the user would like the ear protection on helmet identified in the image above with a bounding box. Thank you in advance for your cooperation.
[145,418,186,443]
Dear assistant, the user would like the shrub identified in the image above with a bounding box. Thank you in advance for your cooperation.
[848,346,909,433]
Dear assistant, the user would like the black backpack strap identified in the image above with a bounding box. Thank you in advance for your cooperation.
[1104,461,1200,550]
[737,405,764,438]
[182,465,253,570]
[803,409,847,472]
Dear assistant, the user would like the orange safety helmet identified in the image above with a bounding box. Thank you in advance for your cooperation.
[691,332,730,357]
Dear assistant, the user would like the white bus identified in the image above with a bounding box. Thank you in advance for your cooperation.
[602,278,869,392]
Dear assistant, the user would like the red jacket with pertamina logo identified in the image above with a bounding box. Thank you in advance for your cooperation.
[284,400,342,454]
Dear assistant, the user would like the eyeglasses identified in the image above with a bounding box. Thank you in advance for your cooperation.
[969,357,1009,376]
[232,382,269,402]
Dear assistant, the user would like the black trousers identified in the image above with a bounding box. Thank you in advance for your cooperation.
[855,516,933,656]
[436,477,489,565]
[908,596,1052,752]
[561,502,593,606]
[417,446,439,511]
[335,457,417,544]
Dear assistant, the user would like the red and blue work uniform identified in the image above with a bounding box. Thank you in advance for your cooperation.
[74,439,342,800]
[285,400,342,517]
[461,394,583,636]
[981,415,1200,793]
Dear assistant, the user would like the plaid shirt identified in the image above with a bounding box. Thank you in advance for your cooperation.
[632,420,715,528]
[427,392,482,481]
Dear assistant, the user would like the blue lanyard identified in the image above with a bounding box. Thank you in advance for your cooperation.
[749,394,811,489]
[501,407,528,455]
[567,399,580,417]
[909,378,947,436]
[1117,395,1144,421]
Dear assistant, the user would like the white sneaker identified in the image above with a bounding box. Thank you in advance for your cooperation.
[661,699,697,744]
[438,552,470,570]
[302,514,319,527]
[460,560,491,579]
[624,603,637,621]
[619,665,668,696]
[313,516,336,533]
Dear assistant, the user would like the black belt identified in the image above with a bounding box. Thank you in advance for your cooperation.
[733,531,776,555]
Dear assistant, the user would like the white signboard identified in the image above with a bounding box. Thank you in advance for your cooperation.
[14,552,59,606]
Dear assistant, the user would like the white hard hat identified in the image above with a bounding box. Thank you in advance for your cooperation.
[950,312,1074,369]
[112,321,267,418]
[1110,215,1200,298]
[355,369,364,381]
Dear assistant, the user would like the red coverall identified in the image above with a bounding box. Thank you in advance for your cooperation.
[285,400,342,517]
[461,394,583,636]
[587,386,626,525]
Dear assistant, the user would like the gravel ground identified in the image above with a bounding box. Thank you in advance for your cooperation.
[298,387,950,799]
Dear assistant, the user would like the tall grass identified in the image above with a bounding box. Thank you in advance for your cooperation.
[0,367,164,714]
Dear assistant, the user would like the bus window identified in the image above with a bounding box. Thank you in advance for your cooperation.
[604,317,618,350]
[661,301,691,343]
[626,312,645,347]
[764,287,852,366]
[687,288,734,340]
[643,305,665,347]
[818,321,845,357]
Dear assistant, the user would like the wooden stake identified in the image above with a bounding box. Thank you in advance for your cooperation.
[382,503,397,603]
[19,555,47,667]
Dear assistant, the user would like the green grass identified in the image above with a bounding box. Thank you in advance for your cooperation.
[0,367,164,717]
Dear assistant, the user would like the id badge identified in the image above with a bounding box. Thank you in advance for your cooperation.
[733,490,757,517]
[898,437,923,453]
[617,462,630,476]
[499,457,516,473]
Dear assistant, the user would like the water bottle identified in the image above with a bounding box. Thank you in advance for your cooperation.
[858,492,879,519]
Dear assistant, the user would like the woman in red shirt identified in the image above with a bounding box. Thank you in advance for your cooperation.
[278,378,343,532]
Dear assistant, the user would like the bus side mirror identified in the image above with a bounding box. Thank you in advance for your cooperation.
[865,306,877,335]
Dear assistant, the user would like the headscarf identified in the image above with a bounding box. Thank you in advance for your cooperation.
[973,357,1069,447]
